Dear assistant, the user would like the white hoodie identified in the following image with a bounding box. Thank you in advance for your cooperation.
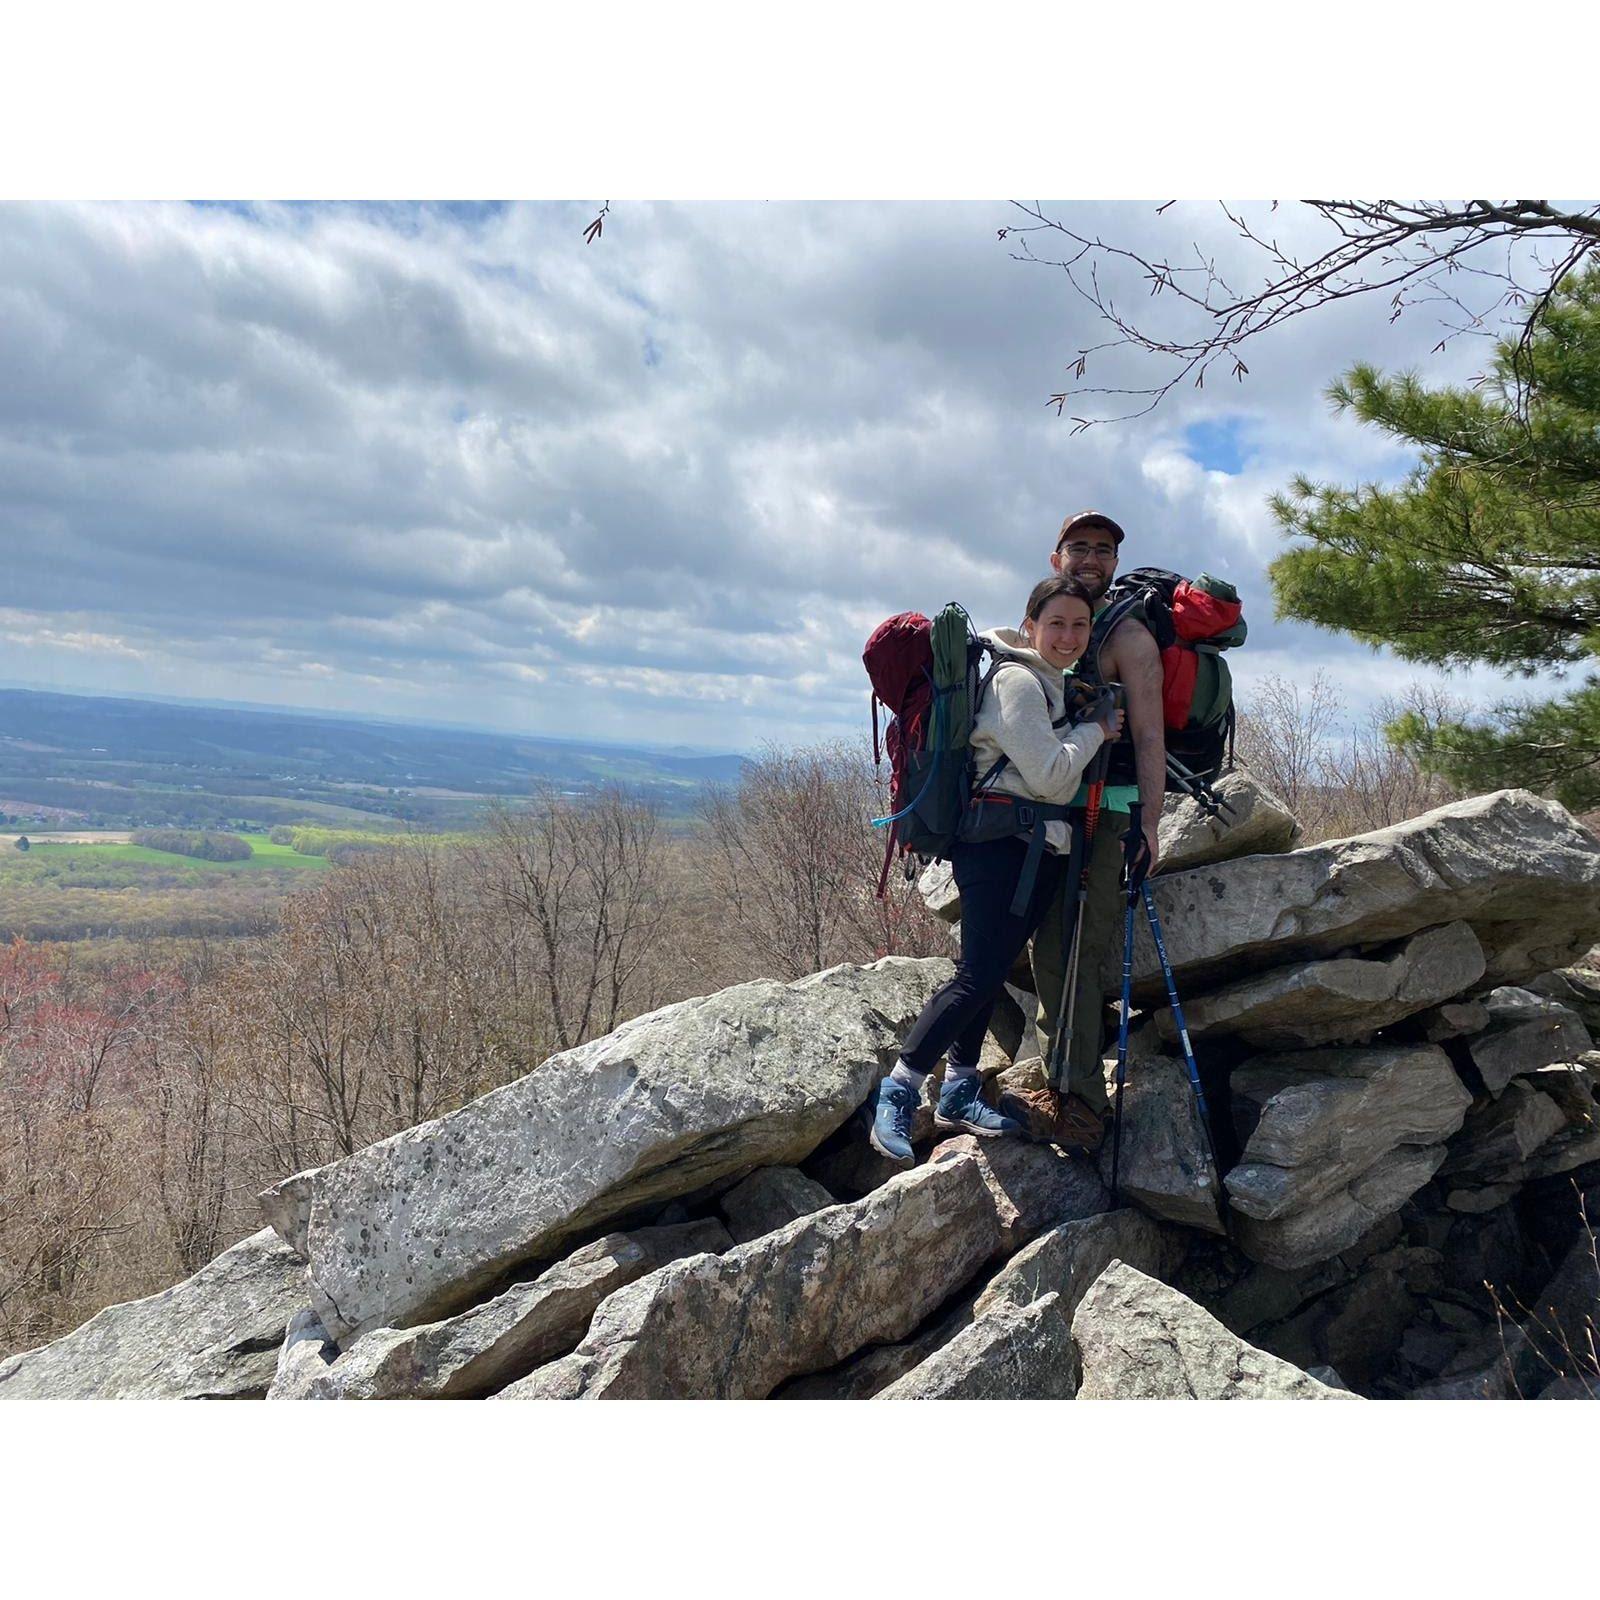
[968,628,1106,852]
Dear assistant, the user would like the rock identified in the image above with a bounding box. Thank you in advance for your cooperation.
[917,859,962,922]
[718,1168,835,1244]
[775,1292,981,1400]
[497,1154,1008,1400]
[1132,791,1600,1004]
[1071,1262,1359,1399]
[258,1169,318,1260]
[1226,1044,1472,1222]
[1232,1145,1449,1270]
[1446,1184,1522,1213]
[1517,1223,1599,1379]
[1536,1372,1600,1398]
[268,956,951,1343]
[928,1134,1109,1253]
[1166,922,1485,1049]
[0,1229,307,1401]
[1398,999,1490,1044]
[293,1220,731,1400]
[801,1124,909,1201]
[876,1293,1078,1400]
[1465,987,1593,1096]
[266,1309,338,1400]
[1530,965,1600,1036]
[1307,1364,1351,1391]
[1098,1035,1225,1234]
[1156,768,1301,875]
[973,1208,1183,1322]
[1440,1082,1569,1183]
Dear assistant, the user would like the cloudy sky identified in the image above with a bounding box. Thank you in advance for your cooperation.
[0,199,1529,752]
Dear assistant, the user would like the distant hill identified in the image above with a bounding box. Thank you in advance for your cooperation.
[0,688,747,831]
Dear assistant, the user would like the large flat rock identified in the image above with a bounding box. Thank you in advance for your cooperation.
[0,1229,306,1400]
[496,1153,1007,1400]
[875,1293,1078,1400]
[1132,791,1600,1003]
[266,957,950,1344]
[1071,1261,1360,1399]
[1167,922,1485,1049]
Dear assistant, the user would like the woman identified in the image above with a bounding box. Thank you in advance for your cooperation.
[869,574,1123,1163]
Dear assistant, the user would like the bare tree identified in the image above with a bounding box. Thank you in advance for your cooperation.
[1002,200,1600,427]
[699,742,946,981]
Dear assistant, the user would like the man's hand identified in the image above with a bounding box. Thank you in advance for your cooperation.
[1143,815,1161,875]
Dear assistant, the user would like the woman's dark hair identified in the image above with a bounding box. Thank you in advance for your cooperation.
[1024,574,1095,622]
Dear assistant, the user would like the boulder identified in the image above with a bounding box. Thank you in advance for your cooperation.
[876,1293,1077,1400]
[497,1154,1008,1400]
[266,1309,339,1400]
[1166,922,1485,1049]
[0,1229,306,1401]
[1132,791,1600,1004]
[1226,1044,1472,1222]
[1156,768,1301,875]
[1399,999,1491,1044]
[1097,1035,1225,1234]
[1071,1261,1359,1399]
[1530,964,1600,1036]
[719,1168,835,1245]
[973,1207,1184,1322]
[289,1219,730,1400]
[775,1292,982,1400]
[928,1134,1109,1253]
[1231,1144,1449,1270]
[916,859,962,923]
[1439,1082,1569,1183]
[265,956,951,1344]
[1464,987,1593,1096]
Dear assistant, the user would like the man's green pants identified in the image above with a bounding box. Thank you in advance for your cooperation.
[1030,817,1123,1111]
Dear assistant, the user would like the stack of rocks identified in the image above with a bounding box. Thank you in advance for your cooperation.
[2,785,1596,1402]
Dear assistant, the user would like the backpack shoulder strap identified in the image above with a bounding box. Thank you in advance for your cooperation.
[1087,589,1149,684]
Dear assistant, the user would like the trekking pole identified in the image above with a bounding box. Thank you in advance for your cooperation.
[1109,800,1151,1205]
[1139,879,1229,1220]
[1047,683,1123,1089]
[1109,889,1136,1204]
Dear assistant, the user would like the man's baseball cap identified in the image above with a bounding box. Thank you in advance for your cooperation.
[1056,509,1125,549]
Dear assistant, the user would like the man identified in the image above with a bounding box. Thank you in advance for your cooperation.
[1012,509,1165,1147]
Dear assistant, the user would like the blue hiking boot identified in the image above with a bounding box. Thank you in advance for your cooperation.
[868,1076,918,1165]
[935,1071,1024,1138]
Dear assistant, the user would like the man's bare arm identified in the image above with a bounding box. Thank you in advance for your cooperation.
[1103,622,1166,866]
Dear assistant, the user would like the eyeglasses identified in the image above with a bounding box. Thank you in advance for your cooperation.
[1057,541,1118,560]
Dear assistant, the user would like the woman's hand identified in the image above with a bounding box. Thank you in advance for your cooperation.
[1097,706,1125,740]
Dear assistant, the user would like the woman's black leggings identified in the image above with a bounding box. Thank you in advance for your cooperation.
[898,835,1066,1076]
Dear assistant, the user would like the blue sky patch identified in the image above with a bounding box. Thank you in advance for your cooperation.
[1184,416,1253,475]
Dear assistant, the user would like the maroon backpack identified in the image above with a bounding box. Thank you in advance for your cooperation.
[863,611,933,896]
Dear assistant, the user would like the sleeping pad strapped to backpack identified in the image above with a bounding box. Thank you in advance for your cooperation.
[1085,568,1246,792]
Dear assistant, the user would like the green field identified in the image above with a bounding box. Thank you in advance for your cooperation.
[25,836,330,871]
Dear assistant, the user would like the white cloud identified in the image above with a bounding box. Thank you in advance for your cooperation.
[0,199,1549,749]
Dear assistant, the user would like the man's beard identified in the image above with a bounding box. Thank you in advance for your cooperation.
[1071,568,1112,604]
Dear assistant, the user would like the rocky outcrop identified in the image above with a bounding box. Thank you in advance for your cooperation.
[1071,1261,1359,1399]
[1156,768,1301,874]
[1133,791,1600,1002]
[267,957,950,1343]
[0,1229,306,1400]
[1166,922,1485,1049]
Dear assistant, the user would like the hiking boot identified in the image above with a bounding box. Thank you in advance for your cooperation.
[934,1072,1023,1138]
[868,1076,918,1165]
[998,1087,1106,1151]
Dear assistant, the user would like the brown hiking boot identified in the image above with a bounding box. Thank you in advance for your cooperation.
[997,1087,1106,1152]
